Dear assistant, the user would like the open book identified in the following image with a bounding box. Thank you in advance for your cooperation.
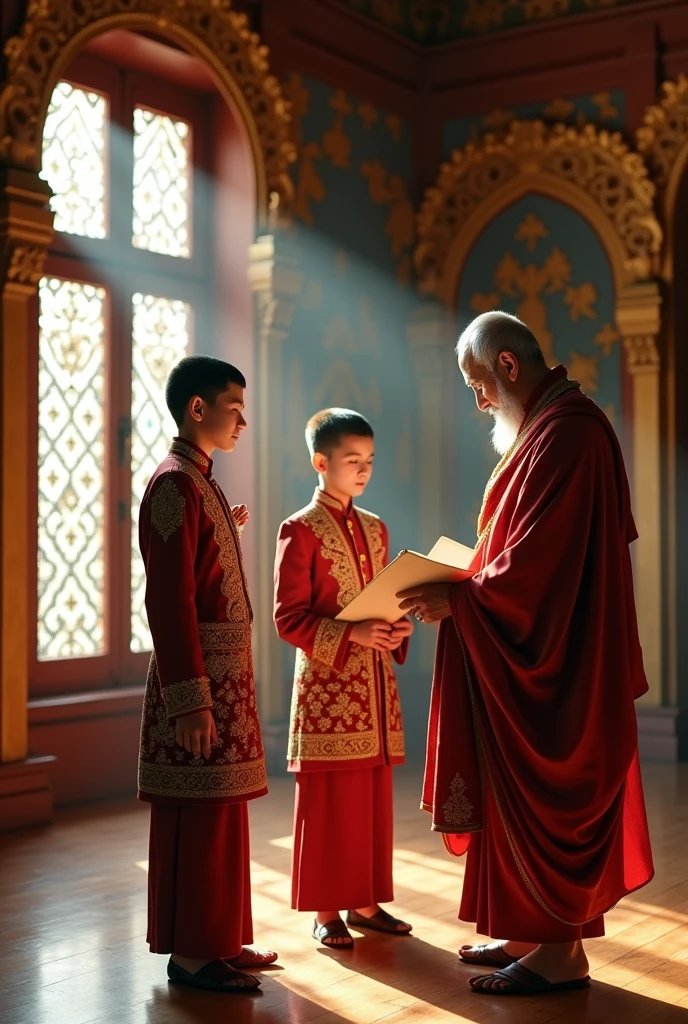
[335,536,475,624]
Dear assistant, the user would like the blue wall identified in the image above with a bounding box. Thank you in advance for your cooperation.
[454,194,620,544]
[444,89,627,159]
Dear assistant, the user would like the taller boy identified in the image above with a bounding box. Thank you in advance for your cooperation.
[138,356,275,993]
[274,408,413,948]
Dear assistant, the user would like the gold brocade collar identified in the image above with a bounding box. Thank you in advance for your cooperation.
[314,488,353,515]
[170,438,212,476]
[476,373,580,545]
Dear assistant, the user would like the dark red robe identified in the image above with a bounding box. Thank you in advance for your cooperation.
[138,437,266,957]
[424,368,654,941]
[275,489,407,909]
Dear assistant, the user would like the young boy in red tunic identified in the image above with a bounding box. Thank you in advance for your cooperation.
[274,408,414,947]
[138,355,276,992]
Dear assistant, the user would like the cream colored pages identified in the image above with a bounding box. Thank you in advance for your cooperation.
[335,538,475,624]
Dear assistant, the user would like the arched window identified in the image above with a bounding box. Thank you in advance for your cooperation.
[32,47,214,694]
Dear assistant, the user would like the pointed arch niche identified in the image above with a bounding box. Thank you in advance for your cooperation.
[414,120,664,705]
[0,0,300,820]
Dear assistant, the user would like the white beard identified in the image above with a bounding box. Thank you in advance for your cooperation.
[488,381,523,455]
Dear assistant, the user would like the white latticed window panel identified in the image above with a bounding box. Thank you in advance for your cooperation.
[41,82,107,239]
[37,278,107,659]
[130,293,192,652]
[132,108,191,258]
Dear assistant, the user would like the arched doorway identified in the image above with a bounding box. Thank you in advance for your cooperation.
[0,0,298,816]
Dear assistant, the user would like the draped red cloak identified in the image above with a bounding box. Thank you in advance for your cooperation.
[424,371,654,931]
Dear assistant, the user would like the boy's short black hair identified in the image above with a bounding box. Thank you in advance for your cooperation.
[166,356,246,428]
[306,408,374,458]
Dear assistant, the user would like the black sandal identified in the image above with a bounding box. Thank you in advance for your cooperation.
[312,918,354,948]
[167,957,261,992]
[346,909,412,935]
[469,962,591,996]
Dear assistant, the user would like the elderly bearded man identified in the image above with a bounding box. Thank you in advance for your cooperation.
[399,311,653,997]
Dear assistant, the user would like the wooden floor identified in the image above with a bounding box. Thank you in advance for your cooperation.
[1,763,688,1024]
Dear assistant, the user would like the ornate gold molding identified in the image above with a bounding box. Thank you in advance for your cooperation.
[624,335,660,374]
[0,0,295,222]
[637,75,688,195]
[415,120,661,300]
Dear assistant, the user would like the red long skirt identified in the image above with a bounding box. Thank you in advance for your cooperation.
[292,764,394,911]
[147,801,253,958]
[459,783,605,943]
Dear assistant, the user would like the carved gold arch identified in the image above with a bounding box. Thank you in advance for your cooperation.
[637,76,688,712]
[0,0,295,217]
[0,0,298,781]
[413,120,664,703]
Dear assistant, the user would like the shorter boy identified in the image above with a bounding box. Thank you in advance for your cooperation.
[274,408,413,947]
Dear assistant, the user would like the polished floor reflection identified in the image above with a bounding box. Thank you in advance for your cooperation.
[1,763,687,1023]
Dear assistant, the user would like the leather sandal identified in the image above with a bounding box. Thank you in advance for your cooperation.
[459,942,520,967]
[312,918,354,948]
[469,962,591,996]
[346,908,412,935]
[167,957,261,992]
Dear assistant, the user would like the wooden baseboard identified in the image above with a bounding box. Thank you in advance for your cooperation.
[637,705,688,762]
[0,755,56,833]
[28,687,144,807]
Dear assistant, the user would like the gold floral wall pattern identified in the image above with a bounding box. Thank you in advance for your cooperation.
[415,120,661,303]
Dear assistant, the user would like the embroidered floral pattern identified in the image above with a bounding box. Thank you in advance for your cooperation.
[138,455,266,802]
[138,759,267,800]
[313,618,349,667]
[288,500,404,765]
[170,457,252,623]
[442,772,474,826]
[151,475,185,541]
[163,675,212,718]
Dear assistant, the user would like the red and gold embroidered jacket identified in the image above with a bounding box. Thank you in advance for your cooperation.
[137,438,267,805]
[274,488,407,773]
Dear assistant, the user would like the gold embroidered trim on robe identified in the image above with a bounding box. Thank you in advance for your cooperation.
[169,458,253,624]
[313,618,349,668]
[163,675,212,718]
[138,758,267,800]
[151,476,186,541]
[442,772,474,826]
[286,498,407,765]
[170,438,210,469]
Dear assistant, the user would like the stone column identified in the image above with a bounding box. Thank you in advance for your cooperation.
[617,282,663,705]
[0,168,56,829]
[248,231,301,765]
[407,302,453,670]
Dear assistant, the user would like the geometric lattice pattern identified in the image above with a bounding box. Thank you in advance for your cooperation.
[37,278,107,659]
[40,82,107,239]
[132,107,191,258]
[130,293,192,652]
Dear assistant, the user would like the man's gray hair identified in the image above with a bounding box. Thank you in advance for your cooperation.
[456,311,545,370]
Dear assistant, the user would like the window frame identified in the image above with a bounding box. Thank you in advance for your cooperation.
[30,55,214,697]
